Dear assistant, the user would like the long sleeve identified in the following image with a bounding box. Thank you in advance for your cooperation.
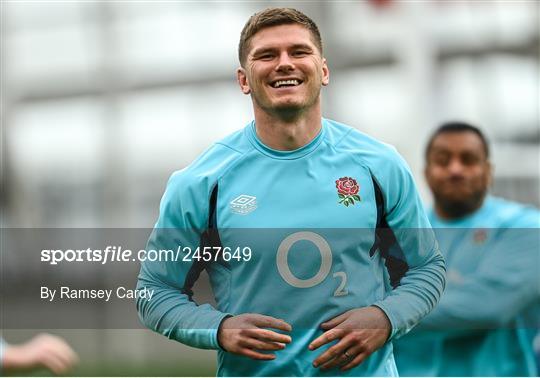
[370,150,447,340]
[419,226,539,334]
[136,171,231,350]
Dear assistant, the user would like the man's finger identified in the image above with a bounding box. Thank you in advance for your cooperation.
[312,335,352,367]
[245,328,292,344]
[240,348,276,361]
[49,350,74,371]
[340,351,368,371]
[252,315,292,332]
[43,337,79,368]
[322,343,364,370]
[309,328,346,351]
[320,353,349,371]
[42,354,69,375]
[48,344,78,368]
[320,311,350,330]
[242,338,286,351]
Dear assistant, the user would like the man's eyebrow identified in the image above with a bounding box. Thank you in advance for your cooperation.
[429,148,450,156]
[251,43,315,57]
[431,148,449,152]
[289,43,314,50]
[251,47,277,56]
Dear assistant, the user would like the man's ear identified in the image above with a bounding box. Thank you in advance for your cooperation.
[321,58,330,86]
[237,67,251,94]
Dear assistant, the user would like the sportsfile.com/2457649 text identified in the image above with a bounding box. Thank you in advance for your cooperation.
[40,246,253,265]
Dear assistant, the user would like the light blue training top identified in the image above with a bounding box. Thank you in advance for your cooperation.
[394,195,540,376]
[137,119,446,376]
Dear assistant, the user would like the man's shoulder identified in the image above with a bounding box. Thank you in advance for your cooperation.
[324,118,401,160]
[167,126,253,191]
[215,125,254,155]
[485,196,540,228]
[324,118,409,181]
[187,126,252,172]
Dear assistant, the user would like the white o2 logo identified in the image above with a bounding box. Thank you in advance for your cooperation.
[276,231,348,297]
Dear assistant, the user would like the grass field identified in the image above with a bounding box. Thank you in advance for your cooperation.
[7,361,217,377]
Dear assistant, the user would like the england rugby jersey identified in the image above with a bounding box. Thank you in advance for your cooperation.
[137,119,446,377]
[394,196,540,377]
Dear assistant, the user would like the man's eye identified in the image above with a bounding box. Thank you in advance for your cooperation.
[292,51,309,57]
[259,54,274,60]
[461,154,480,166]
[433,155,450,166]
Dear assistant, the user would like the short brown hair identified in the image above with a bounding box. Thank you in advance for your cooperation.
[238,8,323,67]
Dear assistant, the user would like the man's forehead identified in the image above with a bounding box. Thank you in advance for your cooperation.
[431,132,484,152]
[248,24,318,52]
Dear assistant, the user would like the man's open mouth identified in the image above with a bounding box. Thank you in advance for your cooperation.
[271,79,303,88]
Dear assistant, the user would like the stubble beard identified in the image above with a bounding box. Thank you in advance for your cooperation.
[434,190,487,219]
[252,81,321,121]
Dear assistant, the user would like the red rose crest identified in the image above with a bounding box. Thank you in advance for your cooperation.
[335,177,361,207]
[473,229,487,244]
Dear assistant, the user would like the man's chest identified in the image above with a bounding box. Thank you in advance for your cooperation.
[215,154,378,229]
[208,154,385,314]
[436,228,494,282]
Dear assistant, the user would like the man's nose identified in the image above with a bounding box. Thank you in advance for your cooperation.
[447,159,464,175]
[275,52,294,72]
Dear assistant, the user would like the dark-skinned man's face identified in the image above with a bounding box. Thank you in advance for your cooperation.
[425,131,491,219]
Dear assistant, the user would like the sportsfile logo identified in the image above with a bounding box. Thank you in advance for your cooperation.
[230,194,257,215]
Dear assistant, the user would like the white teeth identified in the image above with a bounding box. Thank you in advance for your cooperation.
[273,79,300,88]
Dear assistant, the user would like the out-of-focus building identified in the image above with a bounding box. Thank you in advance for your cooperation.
[2,1,538,229]
[1,1,538,375]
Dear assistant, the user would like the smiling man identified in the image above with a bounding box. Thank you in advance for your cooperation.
[136,8,446,376]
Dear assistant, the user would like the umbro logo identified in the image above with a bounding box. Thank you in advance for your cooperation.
[230,194,257,215]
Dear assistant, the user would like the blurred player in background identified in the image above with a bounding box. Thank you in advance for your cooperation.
[137,7,445,376]
[394,122,540,376]
[0,334,78,375]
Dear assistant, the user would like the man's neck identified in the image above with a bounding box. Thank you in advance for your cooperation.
[253,106,323,151]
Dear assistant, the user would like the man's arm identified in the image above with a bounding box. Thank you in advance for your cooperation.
[137,171,293,356]
[136,172,231,350]
[1,334,78,375]
[418,225,539,335]
[309,149,446,371]
[369,150,447,340]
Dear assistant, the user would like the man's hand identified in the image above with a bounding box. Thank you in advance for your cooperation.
[3,333,79,375]
[218,313,292,360]
[308,306,391,371]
